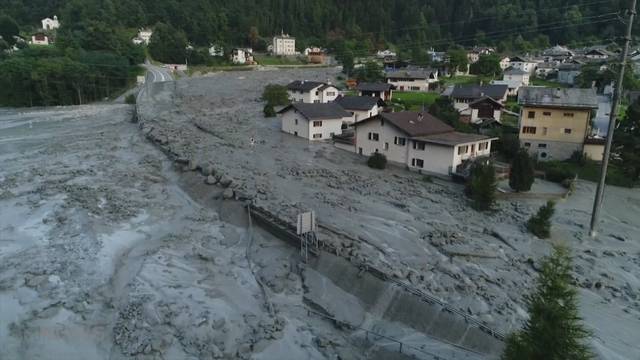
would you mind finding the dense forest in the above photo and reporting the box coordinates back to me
[0,0,634,106]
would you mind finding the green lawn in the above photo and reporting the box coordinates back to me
[254,55,306,65]
[392,91,441,111]
[530,77,567,88]
[540,160,636,188]
[440,74,498,87]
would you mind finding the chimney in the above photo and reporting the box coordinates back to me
[417,112,424,122]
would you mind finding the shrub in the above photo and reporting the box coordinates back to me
[509,148,535,192]
[263,104,276,117]
[466,162,497,211]
[367,152,387,169]
[569,150,587,166]
[527,201,555,239]
[125,94,136,105]
[262,84,289,106]
[545,167,576,184]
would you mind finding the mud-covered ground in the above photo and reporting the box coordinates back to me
[136,68,640,359]
[3,104,462,359]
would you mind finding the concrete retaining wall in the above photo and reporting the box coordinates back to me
[308,252,505,356]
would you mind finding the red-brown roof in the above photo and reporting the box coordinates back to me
[353,111,454,137]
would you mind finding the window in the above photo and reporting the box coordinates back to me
[522,126,537,134]
[358,147,363,155]
[471,144,476,153]
[330,132,335,138]
[458,145,469,155]
[410,86,421,91]
[538,143,547,148]
[312,133,322,139]
[413,141,425,150]
[543,111,551,116]
[327,92,336,96]
[524,142,531,147]
[478,142,488,151]
[528,111,535,118]
[411,158,424,168]
[394,137,406,146]
[294,119,298,125]
[313,121,322,127]
[542,127,548,135]
[564,128,572,134]
[384,142,389,150]
[564,112,574,117]
[368,132,379,141]
[313,100,320,103]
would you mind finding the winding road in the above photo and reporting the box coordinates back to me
[143,60,173,83]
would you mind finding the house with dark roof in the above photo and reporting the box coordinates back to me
[517,87,599,160]
[490,67,531,96]
[356,83,396,101]
[278,102,351,141]
[447,84,509,123]
[384,68,439,91]
[286,80,339,104]
[351,112,495,175]
[333,96,386,123]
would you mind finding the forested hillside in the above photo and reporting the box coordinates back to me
[1,0,630,49]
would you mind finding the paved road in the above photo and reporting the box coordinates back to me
[144,60,173,83]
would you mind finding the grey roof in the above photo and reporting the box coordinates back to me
[353,111,454,137]
[413,132,494,147]
[334,96,385,111]
[356,82,395,92]
[504,67,529,75]
[558,63,581,71]
[385,68,437,80]
[450,85,508,100]
[543,45,574,57]
[286,80,329,92]
[518,87,598,109]
[278,102,351,120]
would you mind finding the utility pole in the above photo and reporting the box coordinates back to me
[589,0,637,237]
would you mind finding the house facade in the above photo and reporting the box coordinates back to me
[272,33,296,56]
[448,84,509,112]
[231,48,254,64]
[279,103,351,141]
[41,16,60,30]
[286,81,339,103]
[557,63,582,85]
[509,56,537,74]
[499,57,511,70]
[351,112,494,175]
[356,83,395,101]
[334,96,385,124]
[518,87,598,161]
[491,67,530,96]
[458,97,504,124]
[31,33,49,45]
[385,68,438,91]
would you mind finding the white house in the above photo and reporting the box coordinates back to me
[231,48,254,64]
[351,112,495,175]
[278,103,352,141]
[209,44,224,57]
[509,56,537,75]
[584,48,611,60]
[376,49,397,59]
[41,16,60,30]
[286,81,339,103]
[304,47,322,56]
[31,33,49,45]
[385,68,438,92]
[499,57,511,70]
[334,96,386,124]
[535,62,557,78]
[448,84,509,112]
[491,67,530,96]
[272,32,296,56]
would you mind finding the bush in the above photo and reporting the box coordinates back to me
[527,201,555,239]
[125,94,136,105]
[262,84,290,107]
[569,150,587,166]
[545,166,576,184]
[263,104,276,117]
[367,152,387,169]
[466,162,497,211]
[509,148,535,192]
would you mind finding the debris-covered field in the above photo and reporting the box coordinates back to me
[0,103,485,360]
[136,68,640,359]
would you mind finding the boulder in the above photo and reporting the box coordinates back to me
[222,188,234,200]
[188,159,199,171]
[219,176,232,188]
[205,175,218,185]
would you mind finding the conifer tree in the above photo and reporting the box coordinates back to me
[503,245,592,360]
[527,201,555,239]
[509,148,535,192]
[467,162,496,211]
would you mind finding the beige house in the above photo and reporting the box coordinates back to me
[518,87,599,161]
[351,112,494,175]
[334,96,386,124]
[385,68,438,92]
[286,81,339,103]
[272,33,296,56]
[278,103,351,141]
[31,33,49,45]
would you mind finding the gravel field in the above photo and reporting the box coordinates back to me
[136,67,640,359]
